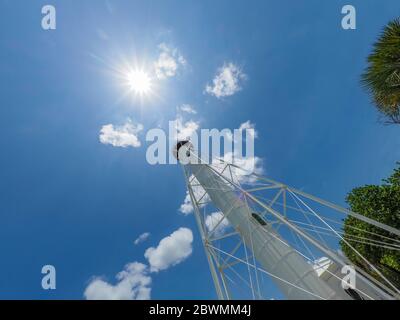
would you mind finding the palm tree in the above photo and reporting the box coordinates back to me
[362,18,400,125]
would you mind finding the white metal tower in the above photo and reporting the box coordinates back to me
[175,141,400,300]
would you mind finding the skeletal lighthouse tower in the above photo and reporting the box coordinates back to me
[175,141,400,300]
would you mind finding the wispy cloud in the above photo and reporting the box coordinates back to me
[99,119,144,148]
[134,232,151,245]
[154,43,186,79]
[144,228,193,272]
[84,262,151,300]
[178,104,197,115]
[205,62,246,99]
[96,28,109,40]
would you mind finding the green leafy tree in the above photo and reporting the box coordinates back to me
[361,18,400,124]
[341,163,400,289]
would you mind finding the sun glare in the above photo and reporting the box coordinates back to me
[127,70,152,95]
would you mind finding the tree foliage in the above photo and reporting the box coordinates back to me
[361,18,400,124]
[341,163,400,289]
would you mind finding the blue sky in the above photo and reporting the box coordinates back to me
[0,0,399,300]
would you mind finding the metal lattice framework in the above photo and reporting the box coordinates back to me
[181,153,400,300]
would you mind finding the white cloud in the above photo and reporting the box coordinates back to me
[205,63,246,98]
[178,104,197,115]
[179,192,194,215]
[174,116,200,141]
[178,120,263,213]
[172,105,200,142]
[205,212,230,237]
[154,43,186,79]
[84,262,151,300]
[99,120,144,148]
[219,152,264,184]
[134,232,150,245]
[239,120,258,139]
[145,228,193,272]
[219,120,263,184]
[179,175,210,215]
[179,155,263,212]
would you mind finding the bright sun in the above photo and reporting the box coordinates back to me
[127,70,152,95]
